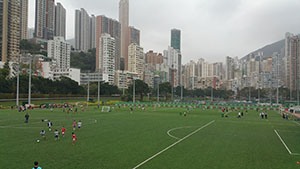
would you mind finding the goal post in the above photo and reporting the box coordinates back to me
[101,106,111,112]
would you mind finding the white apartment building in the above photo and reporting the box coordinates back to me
[128,43,144,79]
[99,33,116,85]
[47,36,71,71]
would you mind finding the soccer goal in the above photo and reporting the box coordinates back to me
[101,106,111,112]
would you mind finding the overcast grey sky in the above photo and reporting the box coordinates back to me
[28,0,300,64]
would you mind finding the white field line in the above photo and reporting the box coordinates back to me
[274,129,299,155]
[132,120,215,169]
[167,126,196,140]
[293,121,300,126]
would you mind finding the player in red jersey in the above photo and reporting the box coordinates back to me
[61,126,66,137]
[72,120,76,131]
[72,132,77,145]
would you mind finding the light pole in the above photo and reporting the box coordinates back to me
[87,71,90,108]
[276,53,279,105]
[181,71,183,100]
[97,70,101,109]
[28,55,32,105]
[133,77,136,103]
[155,75,160,103]
[16,58,20,108]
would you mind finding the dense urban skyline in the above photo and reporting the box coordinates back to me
[27,0,300,63]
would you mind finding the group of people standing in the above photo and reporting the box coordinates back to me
[259,112,268,119]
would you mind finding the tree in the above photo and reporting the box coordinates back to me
[20,40,42,54]
[128,79,150,101]
[159,82,171,100]
[0,61,10,79]
[70,49,96,71]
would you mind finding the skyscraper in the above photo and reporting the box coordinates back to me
[35,0,55,40]
[90,15,96,49]
[47,36,71,70]
[0,0,21,62]
[226,56,234,80]
[129,26,140,45]
[119,0,129,68]
[128,43,144,79]
[54,2,66,39]
[75,8,95,52]
[171,29,181,51]
[287,36,300,91]
[20,0,28,40]
[95,15,121,71]
[99,33,116,85]
[123,26,140,70]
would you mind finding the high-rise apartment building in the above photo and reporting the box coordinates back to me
[171,29,181,51]
[119,0,129,63]
[145,50,163,66]
[35,0,55,40]
[20,0,28,40]
[95,15,121,71]
[129,26,140,45]
[75,8,95,52]
[54,2,66,39]
[226,56,234,80]
[0,0,21,62]
[90,15,96,49]
[47,36,71,71]
[128,43,144,79]
[287,36,300,91]
[98,33,116,85]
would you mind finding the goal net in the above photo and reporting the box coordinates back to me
[101,106,111,112]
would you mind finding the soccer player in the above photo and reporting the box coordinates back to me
[72,132,77,145]
[48,121,53,131]
[25,113,29,123]
[264,112,268,119]
[40,130,46,141]
[32,161,42,169]
[77,120,82,130]
[73,120,76,131]
[54,129,59,140]
[130,106,133,113]
[61,126,66,137]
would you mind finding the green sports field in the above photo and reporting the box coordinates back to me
[1,106,300,169]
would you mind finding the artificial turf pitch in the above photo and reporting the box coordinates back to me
[1,106,300,169]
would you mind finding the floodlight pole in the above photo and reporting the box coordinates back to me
[28,55,32,105]
[87,71,90,108]
[155,75,160,102]
[16,56,20,107]
[97,70,100,109]
[133,78,136,103]
[276,53,279,105]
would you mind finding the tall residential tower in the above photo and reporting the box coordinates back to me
[0,0,21,62]
[54,2,66,39]
[119,0,129,69]
[35,0,55,40]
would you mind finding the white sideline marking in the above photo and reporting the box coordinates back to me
[274,129,299,155]
[293,121,300,126]
[167,126,196,140]
[132,120,215,169]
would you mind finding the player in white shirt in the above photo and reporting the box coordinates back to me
[78,120,82,130]
[54,129,59,140]
[48,121,52,131]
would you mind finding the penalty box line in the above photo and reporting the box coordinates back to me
[274,129,300,156]
[132,120,215,169]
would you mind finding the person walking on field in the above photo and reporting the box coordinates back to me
[25,113,29,123]
[32,161,42,169]
[264,112,268,119]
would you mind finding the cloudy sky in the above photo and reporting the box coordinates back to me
[28,0,300,64]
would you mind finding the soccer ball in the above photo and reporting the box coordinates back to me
[37,140,40,143]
